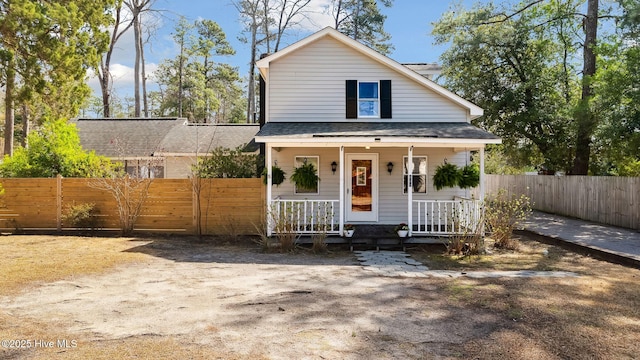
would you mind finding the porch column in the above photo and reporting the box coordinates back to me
[407,145,413,236]
[339,145,344,233]
[479,147,485,202]
[266,144,273,236]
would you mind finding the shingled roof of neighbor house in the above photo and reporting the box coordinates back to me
[74,118,260,158]
[156,123,260,155]
[255,122,500,141]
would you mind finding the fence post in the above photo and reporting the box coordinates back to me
[56,174,62,232]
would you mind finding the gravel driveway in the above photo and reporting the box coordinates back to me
[1,240,505,359]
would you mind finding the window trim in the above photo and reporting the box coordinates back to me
[403,156,428,194]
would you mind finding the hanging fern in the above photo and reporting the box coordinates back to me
[459,164,480,189]
[290,162,319,190]
[433,163,461,190]
[262,165,286,186]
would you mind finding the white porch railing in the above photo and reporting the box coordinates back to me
[270,199,340,235]
[412,199,482,235]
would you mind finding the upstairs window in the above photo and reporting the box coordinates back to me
[358,82,379,117]
[346,80,392,119]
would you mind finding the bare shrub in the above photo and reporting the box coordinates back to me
[484,189,532,250]
[310,207,333,254]
[446,205,484,256]
[89,175,152,236]
[268,203,299,253]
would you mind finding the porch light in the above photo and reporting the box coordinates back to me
[387,162,394,174]
[331,161,338,174]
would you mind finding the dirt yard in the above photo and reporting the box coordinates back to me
[1,234,639,359]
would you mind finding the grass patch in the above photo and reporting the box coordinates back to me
[411,236,566,271]
[0,235,148,296]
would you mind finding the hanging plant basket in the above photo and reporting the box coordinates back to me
[290,162,319,190]
[433,163,461,190]
[458,164,480,189]
[262,165,286,186]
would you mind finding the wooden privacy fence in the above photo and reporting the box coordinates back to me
[486,175,640,231]
[0,177,265,235]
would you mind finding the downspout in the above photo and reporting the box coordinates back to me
[408,146,413,236]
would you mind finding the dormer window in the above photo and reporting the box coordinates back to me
[346,80,392,119]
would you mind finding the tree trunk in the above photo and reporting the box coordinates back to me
[178,34,185,118]
[571,0,599,175]
[133,12,142,117]
[140,27,149,117]
[246,23,257,123]
[100,66,111,117]
[4,63,15,156]
[21,103,29,148]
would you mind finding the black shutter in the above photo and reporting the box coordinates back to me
[346,80,357,119]
[381,80,392,118]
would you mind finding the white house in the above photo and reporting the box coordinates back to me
[254,27,501,238]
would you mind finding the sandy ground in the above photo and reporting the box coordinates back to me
[1,240,508,359]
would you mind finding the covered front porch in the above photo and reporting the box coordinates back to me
[257,122,500,240]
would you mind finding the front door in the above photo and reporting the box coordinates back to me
[345,154,378,222]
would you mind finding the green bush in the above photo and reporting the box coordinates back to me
[193,146,261,178]
[62,203,101,230]
[0,119,114,178]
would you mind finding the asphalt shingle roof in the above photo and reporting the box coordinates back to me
[74,118,259,157]
[255,122,500,140]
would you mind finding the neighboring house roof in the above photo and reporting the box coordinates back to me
[156,123,260,156]
[74,118,259,158]
[403,63,442,80]
[255,122,501,146]
[256,27,483,119]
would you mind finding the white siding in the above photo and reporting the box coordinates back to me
[269,146,471,224]
[268,37,468,123]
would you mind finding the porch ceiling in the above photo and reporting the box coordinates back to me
[255,122,501,148]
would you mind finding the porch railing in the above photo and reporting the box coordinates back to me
[412,199,482,235]
[270,199,340,235]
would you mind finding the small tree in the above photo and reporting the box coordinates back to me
[0,119,113,178]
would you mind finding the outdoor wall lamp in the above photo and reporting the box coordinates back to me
[387,162,394,174]
[331,161,338,174]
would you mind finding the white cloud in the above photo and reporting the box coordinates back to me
[86,62,159,99]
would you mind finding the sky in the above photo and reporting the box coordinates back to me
[90,0,475,103]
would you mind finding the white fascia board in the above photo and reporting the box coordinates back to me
[256,137,502,147]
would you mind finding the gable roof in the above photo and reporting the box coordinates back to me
[256,27,483,119]
[74,118,259,158]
